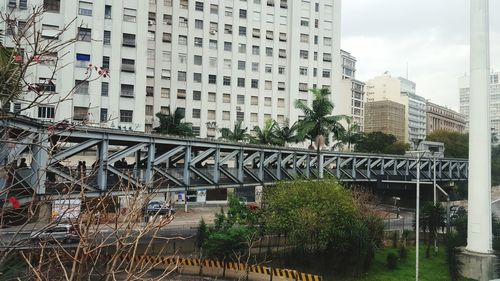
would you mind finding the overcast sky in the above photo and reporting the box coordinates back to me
[341,0,500,111]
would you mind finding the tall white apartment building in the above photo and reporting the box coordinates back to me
[1,0,342,137]
[459,72,500,142]
[338,49,365,131]
[366,74,427,144]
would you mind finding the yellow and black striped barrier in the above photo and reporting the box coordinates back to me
[117,254,322,281]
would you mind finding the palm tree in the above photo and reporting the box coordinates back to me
[252,119,278,145]
[338,117,363,152]
[422,203,446,258]
[153,108,194,137]
[219,121,250,142]
[294,88,346,149]
[273,120,303,147]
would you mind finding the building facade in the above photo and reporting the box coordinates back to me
[338,50,365,131]
[365,73,427,144]
[1,0,342,138]
[426,101,466,134]
[459,72,500,142]
[364,100,406,142]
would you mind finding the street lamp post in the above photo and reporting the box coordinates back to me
[408,150,425,281]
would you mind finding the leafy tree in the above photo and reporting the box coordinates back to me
[426,130,469,158]
[337,117,363,151]
[421,203,446,258]
[153,108,194,137]
[355,132,400,154]
[252,119,278,145]
[294,88,346,147]
[273,120,303,146]
[0,47,22,105]
[385,141,411,155]
[219,121,250,142]
[196,219,208,250]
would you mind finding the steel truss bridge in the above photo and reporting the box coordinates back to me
[0,116,468,197]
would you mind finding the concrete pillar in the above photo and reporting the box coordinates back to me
[31,132,49,195]
[97,139,108,191]
[467,0,492,254]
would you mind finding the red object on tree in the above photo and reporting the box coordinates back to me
[14,55,22,62]
[8,197,20,209]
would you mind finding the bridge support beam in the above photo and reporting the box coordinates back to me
[97,139,108,192]
[31,132,49,195]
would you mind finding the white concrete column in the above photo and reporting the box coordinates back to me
[466,0,492,254]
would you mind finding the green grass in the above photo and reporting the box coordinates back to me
[328,245,474,281]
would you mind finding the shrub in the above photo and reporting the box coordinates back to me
[444,233,463,281]
[392,231,398,248]
[398,245,408,260]
[386,252,398,270]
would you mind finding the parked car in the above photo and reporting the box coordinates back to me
[145,201,175,217]
[30,224,79,244]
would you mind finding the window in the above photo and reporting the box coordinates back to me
[300,66,308,75]
[265,64,272,73]
[278,98,285,107]
[251,79,258,88]
[78,27,91,42]
[73,107,89,121]
[121,59,135,72]
[120,110,133,123]
[299,83,308,92]
[252,28,260,38]
[252,45,260,55]
[322,69,331,78]
[179,35,187,45]
[38,106,55,119]
[179,53,187,64]
[146,86,154,96]
[43,0,61,12]
[314,35,318,44]
[102,56,110,69]
[209,57,217,67]
[164,14,172,25]
[324,37,332,46]
[238,43,246,53]
[224,24,232,34]
[314,52,318,61]
[300,18,309,27]
[76,53,90,67]
[105,5,112,18]
[194,37,203,47]
[265,81,272,90]
[180,0,188,8]
[238,61,246,70]
[237,78,245,87]
[101,82,109,96]
[159,33,171,43]
[209,39,217,49]
[160,106,169,115]
[193,90,201,100]
[210,4,219,14]
[100,108,107,122]
[103,31,111,45]
[266,47,273,57]
[192,109,201,118]
[264,97,272,106]
[236,112,244,121]
[300,50,308,59]
[239,26,247,36]
[323,53,332,62]
[123,33,136,47]
[252,62,259,72]
[223,93,231,103]
[208,74,217,84]
[146,105,154,116]
[195,1,204,11]
[121,84,134,97]
[179,17,188,27]
[148,31,155,40]
[278,82,285,90]
[313,68,317,77]
[278,66,285,74]
[178,71,187,81]
[251,96,258,106]
[123,8,137,22]
[195,19,203,29]
[162,69,171,79]
[224,41,232,51]
[208,92,216,102]
[222,111,230,120]
[237,95,245,105]
[223,59,232,69]
[78,1,92,16]
[161,88,170,98]
[223,76,231,86]
[279,49,286,58]
[266,30,273,40]
[251,113,258,122]
[253,11,261,22]
[193,73,202,83]
[239,9,247,19]
[194,55,202,65]
[177,89,187,99]
[147,49,155,60]
[207,110,216,120]
[279,32,287,42]
[225,7,233,17]
[300,33,309,43]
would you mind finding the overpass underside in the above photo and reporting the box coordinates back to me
[0,117,468,199]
